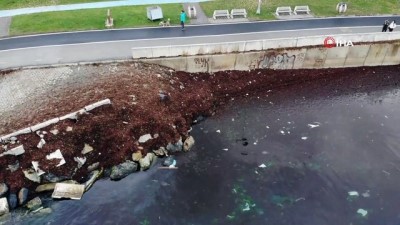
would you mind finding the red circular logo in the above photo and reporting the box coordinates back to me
[324,37,336,48]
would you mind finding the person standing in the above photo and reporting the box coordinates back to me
[382,20,389,32]
[180,10,187,31]
[388,20,397,32]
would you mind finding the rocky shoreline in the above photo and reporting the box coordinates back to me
[0,62,399,217]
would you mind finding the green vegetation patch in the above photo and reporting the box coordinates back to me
[200,0,400,20]
[10,4,185,36]
[0,0,119,10]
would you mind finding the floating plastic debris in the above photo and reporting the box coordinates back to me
[216,130,221,133]
[362,191,370,198]
[301,137,308,140]
[348,191,359,197]
[259,164,267,168]
[357,208,368,217]
[308,122,321,129]
[222,148,229,151]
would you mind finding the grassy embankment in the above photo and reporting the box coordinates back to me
[200,0,400,20]
[10,4,185,36]
[0,0,119,9]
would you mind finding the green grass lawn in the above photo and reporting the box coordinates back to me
[10,4,185,36]
[201,0,400,20]
[0,0,120,10]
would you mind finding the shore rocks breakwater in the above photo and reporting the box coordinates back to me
[0,62,399,215]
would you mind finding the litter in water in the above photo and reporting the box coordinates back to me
[357,208,368,217]
[301,137,308,140]
[307,122,321,128]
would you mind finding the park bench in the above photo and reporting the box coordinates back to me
[294,5,311,15]
[275,6,292,16]
[231,9,247,18]
[213,10,230,19]
[105,9,114,29]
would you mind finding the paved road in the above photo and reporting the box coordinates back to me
[1,16,400,51]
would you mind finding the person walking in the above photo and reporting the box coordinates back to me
[388,20,396,32]
[180,10,187,31]
[382,20,389,32]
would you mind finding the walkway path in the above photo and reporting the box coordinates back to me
[0,17,11,37]
[0,0,209,17]
[1,16,399,50]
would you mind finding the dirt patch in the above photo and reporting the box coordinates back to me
[0,62,399,196]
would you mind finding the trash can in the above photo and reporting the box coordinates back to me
[336,2,347,13]
[147,6,163,21]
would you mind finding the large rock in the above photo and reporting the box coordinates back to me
[139,153,156,171]
[0,145,25,157]
[153,147,168,156]
[18,188,29,205]
[166,137,183,152]
[110,161,138,180]
[0,198,9,216]
[0,183,8,198]
[131,151,142,162]
[43,173,69,183]
[26,197,42,210]
[183,136,195,152]
[7,194,17,209]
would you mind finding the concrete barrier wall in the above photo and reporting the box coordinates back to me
[133,32,400,73]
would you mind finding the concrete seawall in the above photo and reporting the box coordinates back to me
[133,32,400,72]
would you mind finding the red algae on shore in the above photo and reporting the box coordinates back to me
[0,62,399,196]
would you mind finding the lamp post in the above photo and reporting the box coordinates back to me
[256,0,262,14]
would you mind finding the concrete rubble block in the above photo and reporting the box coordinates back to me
[84,169,103,191]
[139,153,156,171]
[50,129,59,135]
[0,183,8,198]
[52,183,85,200]
[183,136,195,152]
[0,198,9,216]
[26,197,42,210]
[74,156,86,168]
[0,128,32,141]
[59,111,79,121]
[364,43,390,66]
[84,99,111,112]
[81,144,94,154]
[31,161,45,176]
[0,145,25,157]
[46,149,66,167]
[37,139,46,149]
[87,162,100,172]
[138,134,152,143]
[30,118,60,132]
[18,188,29,205]
[23,169,41,183]
[35,183,56,193]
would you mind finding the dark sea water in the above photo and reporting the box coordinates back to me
[4,71,400,225]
